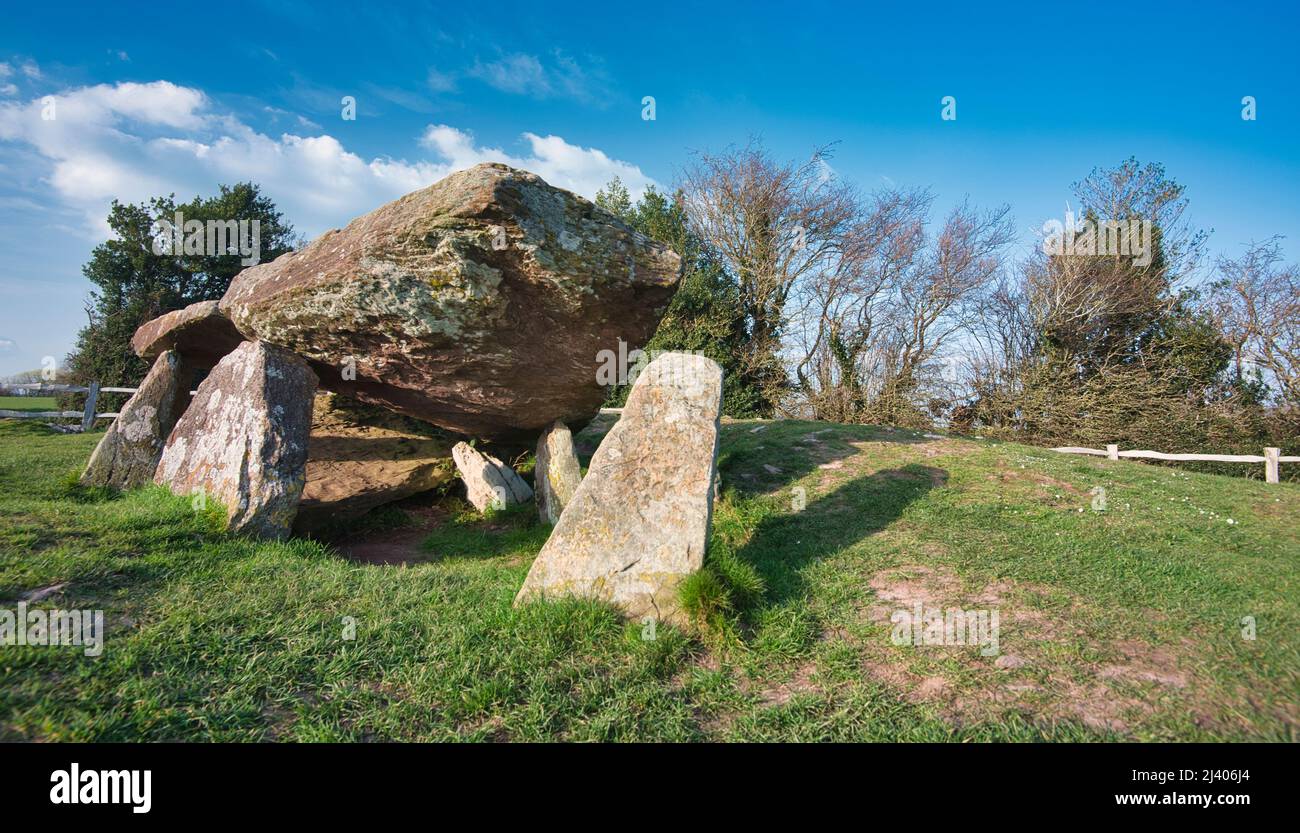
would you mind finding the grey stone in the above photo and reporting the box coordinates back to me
[515,352,723,624]
[155,341,317,538]
[81,350,192,489]
[535,420,582,524]
[452,441,533,512]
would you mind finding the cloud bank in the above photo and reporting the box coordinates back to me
[0,80,656,241]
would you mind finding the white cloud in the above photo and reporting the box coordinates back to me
[420,125,655,201]
[466,51,612,104]
[426,66,457,93]
[0,80,656,242]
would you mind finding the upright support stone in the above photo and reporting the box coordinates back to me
[452,442,533,512]
[515,352,723,624]
[81,351,191,489]
[1264,447,1280,484]
[155,341,317,539]
[1106,444,1119,461]
[535,420,582,524]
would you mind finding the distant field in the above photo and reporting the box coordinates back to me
[0,396,59,413]
[1,417,1297,741]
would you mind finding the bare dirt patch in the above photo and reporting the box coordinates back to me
[753,662,820,707]
[991,460,1085,497]
[328,502,452,565]
[853,563,1200,734]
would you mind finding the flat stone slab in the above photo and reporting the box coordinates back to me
[131,300,245,369]
[155,340,317,538]
[294,394,456,534]
[515,352,723,623]
[81,349,192,489]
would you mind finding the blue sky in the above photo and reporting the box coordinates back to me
[1,0,1297,376]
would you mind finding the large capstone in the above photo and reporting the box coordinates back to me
[514,352,723,623]
[219,162,681,440]
[535,420,582,524]
[81,349,193,490]
[155,340,317,538]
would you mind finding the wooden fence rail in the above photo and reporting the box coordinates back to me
[3,387,1296,484]
[1052,444,1298,484]
[1,380,133,431]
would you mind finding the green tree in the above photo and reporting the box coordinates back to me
[596,179,761,416]
[65,184,297,392]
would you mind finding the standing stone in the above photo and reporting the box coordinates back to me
[452,442,533,512]
[535,420,582,524]
[155,341,317,539]
[515,352,723,623]
[81,350,192,489]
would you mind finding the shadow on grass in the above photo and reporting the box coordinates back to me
[418,504,549,563]
[733,464,947,609]
[717,420,935,499]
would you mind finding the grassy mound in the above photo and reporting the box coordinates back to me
[1,417,1296,741]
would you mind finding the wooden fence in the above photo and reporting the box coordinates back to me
[0,382,138,431]
[3,387,1295,484]
[7,381,591,431]
[1052,443,1298,484]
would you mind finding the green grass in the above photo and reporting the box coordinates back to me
[1,416,1297,741]
[0,396,59,413]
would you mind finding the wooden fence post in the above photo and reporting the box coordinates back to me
[1264,447,1280,484]
[80,381,100,432]
[1106,444,1119,461]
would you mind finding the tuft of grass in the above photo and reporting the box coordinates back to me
[678,567,733,631]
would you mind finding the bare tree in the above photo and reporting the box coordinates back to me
[1212,238,1300,407]
[788,188,930,420]
[679,141,861,412]
[1030,159,1205,366]
[874,200,1014,422]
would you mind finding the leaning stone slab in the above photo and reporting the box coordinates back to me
[515,352,723,624]
[81,349,192,489]
[535,420,582,524]
[452,441,533,512]
[155,340,317,539]
[131,300,245,368]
